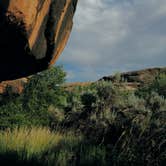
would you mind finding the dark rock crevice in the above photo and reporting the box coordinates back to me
[0,7,38,81]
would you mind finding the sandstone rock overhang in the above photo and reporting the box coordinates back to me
[0,0,78,81]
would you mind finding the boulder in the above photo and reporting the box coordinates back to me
[0,0,78,81]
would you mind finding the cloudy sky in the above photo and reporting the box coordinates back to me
[57,0,166,82]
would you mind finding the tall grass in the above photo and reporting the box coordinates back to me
[0,127,62,162]
[0,127,107,166]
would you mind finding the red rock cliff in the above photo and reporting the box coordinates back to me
[0,0,78,81]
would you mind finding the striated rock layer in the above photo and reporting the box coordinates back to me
[0,0,78,81]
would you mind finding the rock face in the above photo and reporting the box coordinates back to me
[0,0,78,81]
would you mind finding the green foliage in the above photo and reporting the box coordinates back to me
[0,66,66,129]
[60,78,166,165]
[23,66,66,109]
[151,74,166,97]
[137,73,166,98]
[0,68,165,165]
[114,72,121,83]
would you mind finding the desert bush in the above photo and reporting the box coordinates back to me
[150,74,166,97]
[136,73,166,98]
[79,145,106,166]
[48,105,65,129]
[62,79,166,165]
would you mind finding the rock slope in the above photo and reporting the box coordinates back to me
[0,0,78,81]
[100,67,166,84]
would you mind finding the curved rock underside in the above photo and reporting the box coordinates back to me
[0,0,78,81]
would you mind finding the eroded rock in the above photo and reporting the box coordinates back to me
[0,0,78,81]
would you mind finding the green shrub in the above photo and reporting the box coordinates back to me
[136,73,166,98]
[79,145,106,166]
[151,74,166,97]
[0,66,66,129]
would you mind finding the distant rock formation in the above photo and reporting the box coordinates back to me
[0,0,78,81]
[1,67,165,94]
[100,67,166,84]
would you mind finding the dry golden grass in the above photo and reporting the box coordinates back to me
[0,127,63,159]
[63,82,93,91]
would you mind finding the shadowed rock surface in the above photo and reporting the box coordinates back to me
[0,0,78,81]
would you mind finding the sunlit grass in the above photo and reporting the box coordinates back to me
[0,127,107,166]
[0,127,62,160]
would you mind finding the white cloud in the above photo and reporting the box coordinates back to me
[58,0,166,81]
[66,70,75,80]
